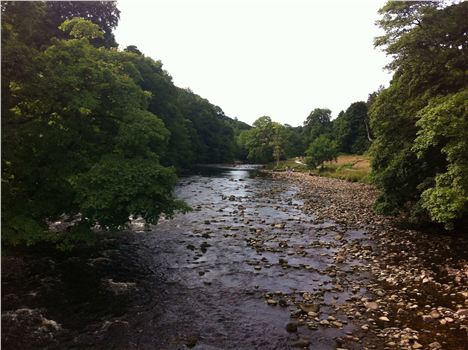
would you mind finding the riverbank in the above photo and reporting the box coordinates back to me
[266,155,371,183]
[2,168,467,349]
[272,171,468,349]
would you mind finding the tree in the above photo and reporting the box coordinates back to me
[283,125,306,158]
[333,102,371,154]
[412,91,468,229]
[271,123,289,167]
[303,108,332,145]
[0,1,120,49]
[2,19,187,248]
[240,116,275,163]
[238,116,290,165]
[305,135,338,169]
[370,1,468,228]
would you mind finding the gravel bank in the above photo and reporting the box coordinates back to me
[272,171,468,349]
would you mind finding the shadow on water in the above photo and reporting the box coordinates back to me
[0,164,403,349]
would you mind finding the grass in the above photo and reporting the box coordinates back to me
[267,154,371,183]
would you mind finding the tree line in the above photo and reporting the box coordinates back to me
[236,1,468,231]
[1,0,466,249]
[1,1,248,248]
[237,101,373,168]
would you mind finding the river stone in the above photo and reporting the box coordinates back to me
[364,301,379,310]
[456,308,468,317]
[422,314,433,322]
[292,337,310,348]
[299,303,319,314]
[286,322,298,332]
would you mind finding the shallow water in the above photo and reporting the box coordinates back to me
[124,165,372,349]
[2,165,380,350]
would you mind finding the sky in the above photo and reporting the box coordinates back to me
[115,0,392,126]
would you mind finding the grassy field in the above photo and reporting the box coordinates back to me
[266,154,371,183]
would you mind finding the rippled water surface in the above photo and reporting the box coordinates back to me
[127,165,371,349]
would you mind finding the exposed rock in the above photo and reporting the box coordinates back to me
[286,322,298,332]
[292,337,311,348]
[299,303,319,314]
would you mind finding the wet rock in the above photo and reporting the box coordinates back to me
[428,342,442,349]
[103,279,136,295]
[378,316,390,322]
[299,303,319,314]
[2,308,61,348]
[292,337,311,348]
[290,309,302,318]
[186,336,198,348]
[422,314,433,322]
[286,322,298,332]
[266,299,278,306]
[455,308,468,317]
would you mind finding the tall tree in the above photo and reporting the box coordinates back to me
[333,102,371,154]
[370,1,468,228]
[2,19,187,248]
[303,108,332,145]
[239,116,290,164]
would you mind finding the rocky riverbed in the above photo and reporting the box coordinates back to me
[2,166,467,349]
[271,172,468,350]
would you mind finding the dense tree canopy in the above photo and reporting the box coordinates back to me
[238,116,293,165]
[333,102,371,154]
[370,0,468,228]
[2,18,189,248]
[303,108,332,145]
[305,135,338,169]
[1,3,245,247]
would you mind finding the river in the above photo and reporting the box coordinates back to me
[3,165,466,349]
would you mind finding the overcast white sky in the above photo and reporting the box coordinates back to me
[115,0,392,126]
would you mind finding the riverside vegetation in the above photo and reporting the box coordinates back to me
[1,1,467,349]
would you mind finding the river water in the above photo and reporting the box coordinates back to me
[120,165,372,349]
[2,165,378,349]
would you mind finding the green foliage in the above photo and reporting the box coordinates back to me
[1,1,120,48]
[305,135,338,169]
[59,17,104,40]
[1,17,188,248]
[303,108,332,145]
[238,116,290,165]
[2,2,246,247]
[370,1,468,228]
[283,125,306,158]
[412,91,468,229]
[333,102,371,154]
